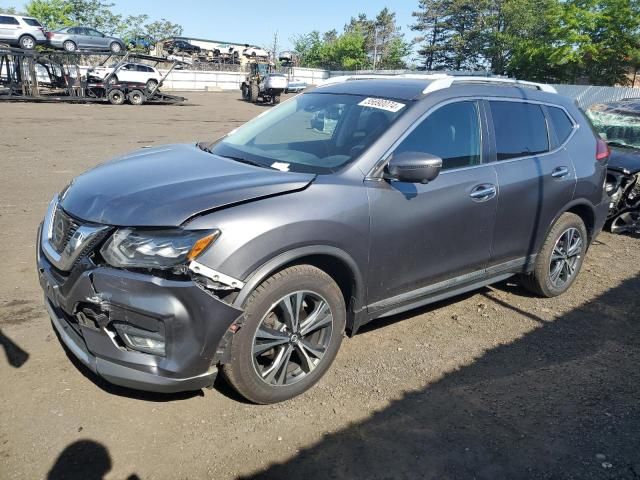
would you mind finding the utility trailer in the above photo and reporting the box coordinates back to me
[0,47,186,105]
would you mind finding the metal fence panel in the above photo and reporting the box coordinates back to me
[552,85,640,109]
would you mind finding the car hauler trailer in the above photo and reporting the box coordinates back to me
[0,47,186,105]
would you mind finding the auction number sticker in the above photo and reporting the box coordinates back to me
[358,97,406,113]
[271,162,290,172]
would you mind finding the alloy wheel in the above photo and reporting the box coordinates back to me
[252,291,334,386]
[548,227,583,288]
[611,212,640,235]
[21,37,35,49]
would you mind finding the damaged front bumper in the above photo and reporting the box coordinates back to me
[37,226,243,393]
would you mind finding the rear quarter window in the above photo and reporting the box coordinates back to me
[22,18,42,27]
[490,101,549,160]
[547,106,575,146]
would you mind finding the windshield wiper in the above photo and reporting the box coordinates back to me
[217,154,274,170]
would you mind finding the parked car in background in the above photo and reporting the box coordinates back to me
[587,99,640,234]
[47,27,125,53]
[37,76,610,404]
[285,78,307,93]
[88,62,162,90]
[0,14,46,49]
[163,39,201,55]
[243,46,269,58]
[127,35,155,52]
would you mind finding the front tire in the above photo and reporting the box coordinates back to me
[110,42,122,53]
[250,84,259,103]
[520,212,588,297]
[223,265,346,404]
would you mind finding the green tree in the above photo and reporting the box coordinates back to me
[507,0,640,85]
[143,18,183,41]
[346,8,410,69]
[411,0,451,70]
[25,0,73,29]
[412,0,486,70]
[379,36,413,69]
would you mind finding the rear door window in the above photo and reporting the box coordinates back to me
[0,16,20,25]
[547,106,575,146]
[490,101,549,160]
[394,101,482,171]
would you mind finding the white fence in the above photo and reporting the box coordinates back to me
[160,67,331,91]
[161,69,244,91]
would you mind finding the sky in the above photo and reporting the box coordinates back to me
[0,0,417,51]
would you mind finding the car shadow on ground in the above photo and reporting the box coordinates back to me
[47,439,140,480]
[242,274,640,480]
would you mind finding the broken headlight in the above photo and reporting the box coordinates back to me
[101,228,219,269]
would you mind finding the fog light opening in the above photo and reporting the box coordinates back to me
[113,323,166,356]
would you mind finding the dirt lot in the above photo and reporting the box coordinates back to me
[1,92,639,480]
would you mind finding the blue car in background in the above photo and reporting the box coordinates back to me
[127,35,155,51]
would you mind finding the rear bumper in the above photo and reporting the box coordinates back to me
[37,226,243,393]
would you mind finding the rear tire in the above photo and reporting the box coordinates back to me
[63,40,77,52]
[127,89,145,105]
[19,35,36,50]
[223,265,346,404]
[107,88,125,105]
[110,42,122,53]
[520,212,588,297]
[272,95,281,105]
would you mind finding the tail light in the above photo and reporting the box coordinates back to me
[46,32,54,39]
[596,137,610,161]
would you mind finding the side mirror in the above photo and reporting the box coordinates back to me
[386,151,443,184]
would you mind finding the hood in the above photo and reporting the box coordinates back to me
[59,144,315,226]
[608,146,640,175]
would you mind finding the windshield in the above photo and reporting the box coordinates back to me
[586,103,640,149]
[210,92,409,173]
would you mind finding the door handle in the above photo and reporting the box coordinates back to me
[552,166,570,178]
[470,184,497,201]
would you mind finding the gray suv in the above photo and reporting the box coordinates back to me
[37,76,610,403]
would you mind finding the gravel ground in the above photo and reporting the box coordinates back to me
[1,92,639,480]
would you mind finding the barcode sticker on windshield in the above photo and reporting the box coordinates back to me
[358,97,405,113]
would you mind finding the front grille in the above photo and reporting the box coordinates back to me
[51,207,80,253]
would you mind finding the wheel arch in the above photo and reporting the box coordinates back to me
[232,246,366,335]
[556,200,597,243]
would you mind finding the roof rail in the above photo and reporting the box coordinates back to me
[422,76,557,94]
[316,73,557,94]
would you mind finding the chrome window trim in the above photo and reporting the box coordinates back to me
[366,96,579,179]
